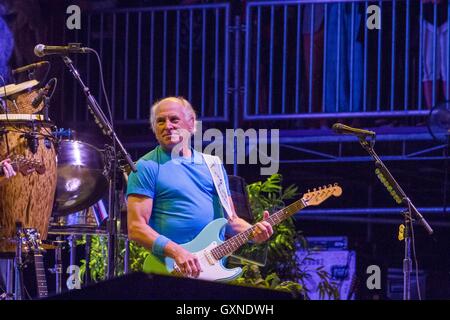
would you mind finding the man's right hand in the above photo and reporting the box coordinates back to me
[170,244,203,278]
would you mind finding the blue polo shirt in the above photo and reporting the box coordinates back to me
[126,146,230,244]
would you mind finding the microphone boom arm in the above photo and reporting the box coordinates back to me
[358,137,433,235]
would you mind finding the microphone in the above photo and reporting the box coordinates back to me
[12,61,49,75]
[31,80,54,108]
[332,123,376,138]
[34,43,89,57]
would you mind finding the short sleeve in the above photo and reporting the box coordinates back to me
[126,159,157,199]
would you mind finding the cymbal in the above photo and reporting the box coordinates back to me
[0,80,39,98]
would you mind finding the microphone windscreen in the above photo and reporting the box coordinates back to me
[34,44,45,57]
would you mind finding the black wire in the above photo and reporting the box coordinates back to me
[38,77,58,139]
[86,48,114,126]
[40,61,51,85]
[85,47,118,183]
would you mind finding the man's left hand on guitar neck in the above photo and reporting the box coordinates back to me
[227,210,274,244]
[252,211,273,243]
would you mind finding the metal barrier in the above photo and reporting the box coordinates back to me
[58,1,450,124]
[243,0,450,120]
[61,3,230,124]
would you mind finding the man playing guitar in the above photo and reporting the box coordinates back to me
[126,97,274,280]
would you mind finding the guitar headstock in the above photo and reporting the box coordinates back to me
[12,155,46,175]
[302,183,343,207]
[22,228,44,254]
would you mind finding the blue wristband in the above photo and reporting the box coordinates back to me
[152,235,170,257]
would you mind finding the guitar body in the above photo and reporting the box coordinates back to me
[143,218,242,282]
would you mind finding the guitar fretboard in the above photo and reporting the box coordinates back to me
[34,254,48,298]
[211,198,306,260]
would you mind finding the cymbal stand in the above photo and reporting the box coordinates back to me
[52,236,65,294]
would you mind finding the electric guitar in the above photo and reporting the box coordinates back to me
[22,229,48,299]
[0,155,45,177]
[143,183,343,282]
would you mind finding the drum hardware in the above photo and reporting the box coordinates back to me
[44,137,52,149]
[22,130,39,154]
[67,235,78,275]
[48,236,65,294]
[14,222,25,300]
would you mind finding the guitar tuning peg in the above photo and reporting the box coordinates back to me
[313,188,316,192]
[318,186,322,190]
[307,189,311,193]
[328,184,332,188]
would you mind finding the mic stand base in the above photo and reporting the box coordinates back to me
[402,211,412,300]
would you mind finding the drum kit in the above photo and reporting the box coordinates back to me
[0,70,125,299]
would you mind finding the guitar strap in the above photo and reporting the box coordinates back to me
[202,153,236,220]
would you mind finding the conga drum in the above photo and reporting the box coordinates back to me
[0,114,57,252]
[0,80,45,114]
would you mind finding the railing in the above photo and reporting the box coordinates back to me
[60,3,230,124]
[57,0,450,126]
[243,0,450,120]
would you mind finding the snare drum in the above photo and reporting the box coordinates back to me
[0,116,57,252]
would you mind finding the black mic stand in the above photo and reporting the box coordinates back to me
[61,55,136,279]
[358,136,433,300]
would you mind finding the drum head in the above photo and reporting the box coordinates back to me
[53,140,108,216]
[0,80,39,98]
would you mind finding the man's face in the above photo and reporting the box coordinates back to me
[154,100,194,152]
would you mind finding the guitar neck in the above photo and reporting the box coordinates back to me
[211,198,306,260]
[34,253,48,298]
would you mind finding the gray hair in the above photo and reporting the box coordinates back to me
[150,96,197,134]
